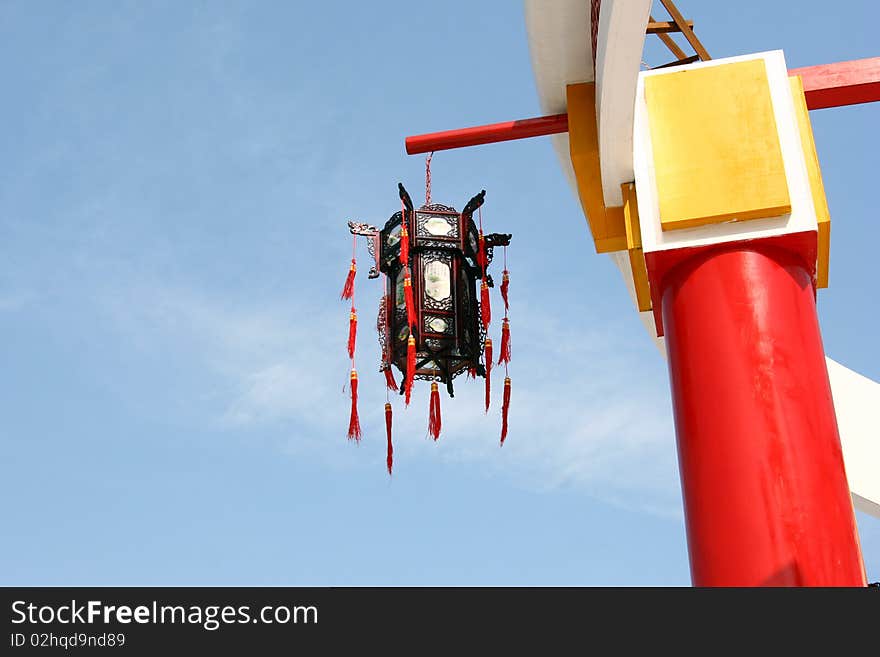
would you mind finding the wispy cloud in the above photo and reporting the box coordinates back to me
[99,280,681,515]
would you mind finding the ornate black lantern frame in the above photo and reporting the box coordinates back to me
[348,183,511,397]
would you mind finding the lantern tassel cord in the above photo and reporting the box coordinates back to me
[400,201,410,268]
[477,206,487,270]
[498,317,511,364]
[405,336,416,406]
[500,269,510,312]
[342,235,359,442]
[384,365,397,392]
[404,273,416,330]
[347,309,358,360]
[480,282,491,329]
[428,382,441,441]
[501,376,511,445]
[385,402,393,475]
[478,208,491,329]
[340,259,356,301]
[484,338,493,412]
[347,369,361,441]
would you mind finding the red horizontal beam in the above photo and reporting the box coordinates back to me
[404,58,879,153]
[405,113,568,155]
[790,56,880,110]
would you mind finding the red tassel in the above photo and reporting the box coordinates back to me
[501,377,511,445]
[480,281,491,329]
[500,269,510,312]
[347,369,361,441]
[340,259,356,300]
[477,231,487,271]
[385,402,393,475]
[498,317,511,364]
[400,218,409,267]
[484,338,493,412]
[468,366,476,379]
[404,272,416,329]
[347,309,357,360]
[405,335,416,406]
[383,365,398,392]
[428,382,441,441]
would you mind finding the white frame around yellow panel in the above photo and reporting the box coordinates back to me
[633,51,820,259]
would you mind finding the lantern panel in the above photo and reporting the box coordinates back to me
[394,318,409,345]
[379,211,404,268]
[416,210,459,239]
[464,221,480,271]
[424,315,453,335]
[419,251,454,312]
[423,259,451,302]
[386,223,402,246]
[457,263,483,369]
[394,267,406,309]
[422,216,455,237]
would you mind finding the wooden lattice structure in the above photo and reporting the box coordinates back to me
[648,0,711,69]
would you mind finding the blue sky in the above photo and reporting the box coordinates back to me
[1,0,877,585]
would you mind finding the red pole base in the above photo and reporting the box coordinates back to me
[661,245,866,586]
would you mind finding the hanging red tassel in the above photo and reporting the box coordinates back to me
[347,309,357,360]
[404,272,416,329]
[477,231,487,271]
[500,377,511,445]
[400,218,409,267]
[467,366,476,379]
[347,369,361,441]
[480,281,491,329]
[383,365,398,392]
[428,382,441,440]
[500,269,510,312]
[385,402,393,475]
[484,338,493,412]
[498,317,511,364]
[405,335,416,406]
[340,259,356,300]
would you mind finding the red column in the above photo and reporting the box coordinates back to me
[661,245,866,586]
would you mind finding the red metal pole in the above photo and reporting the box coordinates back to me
[660,245,866,586]
[791,57,880,110]
[404,113,568,155]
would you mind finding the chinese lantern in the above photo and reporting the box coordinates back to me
[343,182,512,472]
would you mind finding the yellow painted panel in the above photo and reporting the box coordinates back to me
[567,82,627,253]
[621,183,651,311]
[790,75,831,288]
[817,220,830,288]
[594,234,628,253]
[646,59,792,231]
[599,207,627,253]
